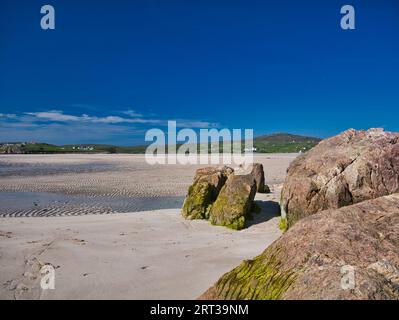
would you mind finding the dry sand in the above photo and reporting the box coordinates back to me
[0,154,297,299]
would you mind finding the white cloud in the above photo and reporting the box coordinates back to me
[25,111,81,122]
[24,110,161,124]
[123,110,143,117]
[0,109,220,144]
[176,120,220,129]
[0,121,145,145]
[0,113,17,119]
[22,110,218,128]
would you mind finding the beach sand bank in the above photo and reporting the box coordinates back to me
[0,193,281,299]
[0,154,296,299]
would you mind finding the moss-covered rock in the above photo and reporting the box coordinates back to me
[200,250,297,300]
[250,163,269,193]
[278,217,288,232]
[209,174,256,230]
[182,166,233,220]
[182,182,216,219]
[200,194,399,300]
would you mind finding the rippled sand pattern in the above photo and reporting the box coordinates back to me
[0,154,297,217]
[0,155,200,198]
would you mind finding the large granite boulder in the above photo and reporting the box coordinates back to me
[182,166,233,220]
[200,194,399,300]
[250,163,270,193]
[281,128,399,227]
[209,174,257,230]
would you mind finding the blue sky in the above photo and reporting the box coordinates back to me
[0,0,398,145]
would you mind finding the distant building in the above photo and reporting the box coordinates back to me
[71,145,94,151]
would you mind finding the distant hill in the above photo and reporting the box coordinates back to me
[253,133,321,153]
[0,133,321,154]
[0,143,147,154]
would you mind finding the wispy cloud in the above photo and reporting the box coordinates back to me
[176,119,220,129]
[0,108,220,144]
[0,121,145,145]
[24,110,162,124]
[123,109,143,117]
[0,113,17,119]
[23,110,219,127]
[25,111,81,122]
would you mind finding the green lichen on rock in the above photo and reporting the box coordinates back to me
[210,174,257,230]
[212,215,246,230]
[210,188,249,229]
[278,217,288,232]
[250,163,269,193]
[182,166,234,220]
[204,203,213,220]
[205,252,297,300]
[182,182,216,220]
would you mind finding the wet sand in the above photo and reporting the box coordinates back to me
[0,192,184,217]
[0,154,296,198]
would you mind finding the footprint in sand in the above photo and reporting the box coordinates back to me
[0,231,13,239]
[71,239,87,245]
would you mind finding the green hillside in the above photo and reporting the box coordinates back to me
[253,133,321,153]
[0,133,321,154]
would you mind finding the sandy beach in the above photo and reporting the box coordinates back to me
[0,154,296,299]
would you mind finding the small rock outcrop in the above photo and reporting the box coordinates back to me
[200,194,399,300]
[250,163,270,193]
[281,128,399,227]
[209,174,257,230]
[182,166,233,220]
